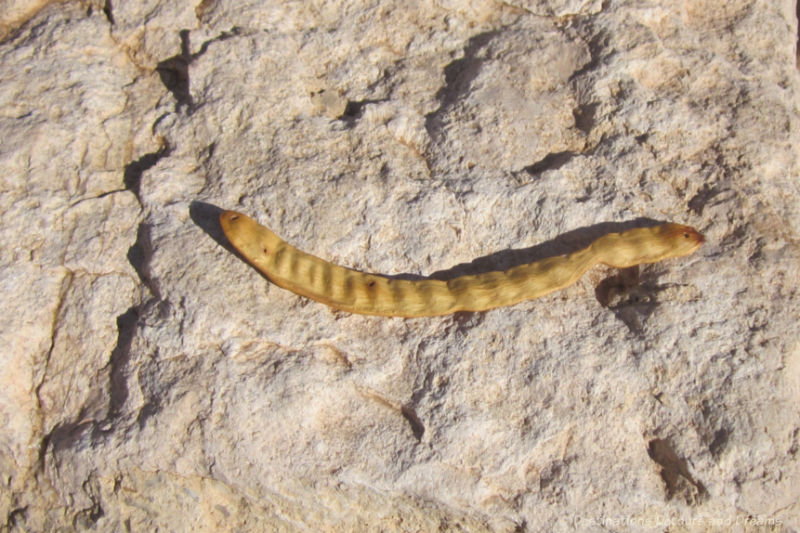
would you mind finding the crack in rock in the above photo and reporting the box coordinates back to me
[523,151,579,175]
[123,145,170,202]
[156,27,241,112]
[424,30,500,139]
[647,438,708,504]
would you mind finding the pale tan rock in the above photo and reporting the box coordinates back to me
[0,0,64,40]
[1,0,798,531]
[0,3,161,529]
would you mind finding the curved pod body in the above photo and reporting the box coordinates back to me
[219,210,704,317]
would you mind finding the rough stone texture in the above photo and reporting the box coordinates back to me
[1,1,799,531]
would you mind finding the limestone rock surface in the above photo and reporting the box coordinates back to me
[1,1,799,531]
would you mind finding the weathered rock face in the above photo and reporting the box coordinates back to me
[1,0,798,530]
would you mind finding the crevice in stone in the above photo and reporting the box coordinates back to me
[709,427,730,459]
[424,30,500,138]
[136,401,161,429]
[439,31,499,105]
[68,188,128,208]
[123,145,170,202]
[573,103,598,133]
[400,405,425,441]
[157,30,193,110]
[688,184,722,215]
[127,223,161,300]
[156,27,241,112]
[34,272,74,471]
[110,220,162,431]
[796,1,800,68]
[523,151,577,175]
[73,474,104,529]
[38,420,93,473]
[194,26,241,57]
[73,503,104,529]
[568,26,608,134]
[195,0,218,23]
[339,98,387,125]
[647,438,708,504]
[105,308,139,421]
[5,507,28,530]
[538,461,564,490]
[568,29,608,83]
[102,0,114,25]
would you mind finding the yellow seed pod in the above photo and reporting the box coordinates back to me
[220,210,704,317]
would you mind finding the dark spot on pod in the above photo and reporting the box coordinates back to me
[368,281,376,287]
[230,214,239,221]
